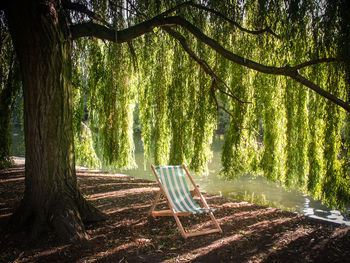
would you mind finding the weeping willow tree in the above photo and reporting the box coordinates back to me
[68,0,350,208]
[2,0,350,241]
[0,13,20,169]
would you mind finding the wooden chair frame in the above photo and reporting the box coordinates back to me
[150,165,222,238]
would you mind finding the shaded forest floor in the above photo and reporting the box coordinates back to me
[1,159,350,263]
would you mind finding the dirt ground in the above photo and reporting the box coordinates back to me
[1,160,350,263]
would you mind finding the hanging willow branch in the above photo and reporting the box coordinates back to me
[159,1,279,38]
[163,26,248,105]
[112,0,146,19]
[111,0,278,38]
[161,16,350,112]
[64,0,350,206]
[63,0,112,28]
[70,4,350,113]
[210,80,240,124]
[163,26,250,131]
[293,58,338,70]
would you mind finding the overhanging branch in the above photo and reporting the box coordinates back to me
[293,58,337,70]
[162,16,350,113]
[159,1,279,38]
[63,1,112,28]
[163,26,249,105]
[71,15,166,42]
[70,13,350,113]
[211,80,241,128]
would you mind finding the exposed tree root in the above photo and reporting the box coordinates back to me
[9,191,107,243]
[76,190,107,224]
[51,200,89,242]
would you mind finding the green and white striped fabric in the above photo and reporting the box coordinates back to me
[156,165,216,215]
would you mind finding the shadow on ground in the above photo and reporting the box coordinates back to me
[1,163,349,263]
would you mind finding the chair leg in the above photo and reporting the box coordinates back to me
[209,212,223,233]
[174,213,222,238]
[150,190,188,238]
[149,190,162,215]
[152,210,222,238]
[173,214,187,238]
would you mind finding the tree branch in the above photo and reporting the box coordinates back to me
[210,80,241,127]
[293,58,337,70]
[109,0,145,21]
[71,15,168,42]
[290,72,350,111]
[163,26,248,105]
[63,1,112,28]
[187,2,279,38]
[164,26,252,125]
[162,16,350,112]
[70,14,350,113]
[158,1,279,38]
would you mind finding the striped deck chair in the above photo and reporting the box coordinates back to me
[150,165,222,238]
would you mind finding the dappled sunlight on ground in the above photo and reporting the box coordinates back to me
[175,234,243,262]
[18,245,70,263]
[87,187,157,201]
[1,163,350,262]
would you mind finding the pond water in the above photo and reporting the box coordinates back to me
[10,125,350,226]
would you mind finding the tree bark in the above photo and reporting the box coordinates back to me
[4,0,105,242]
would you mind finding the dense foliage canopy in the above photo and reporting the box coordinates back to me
[2,0,350,210]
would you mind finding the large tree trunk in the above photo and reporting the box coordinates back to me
[5,0,105,241]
